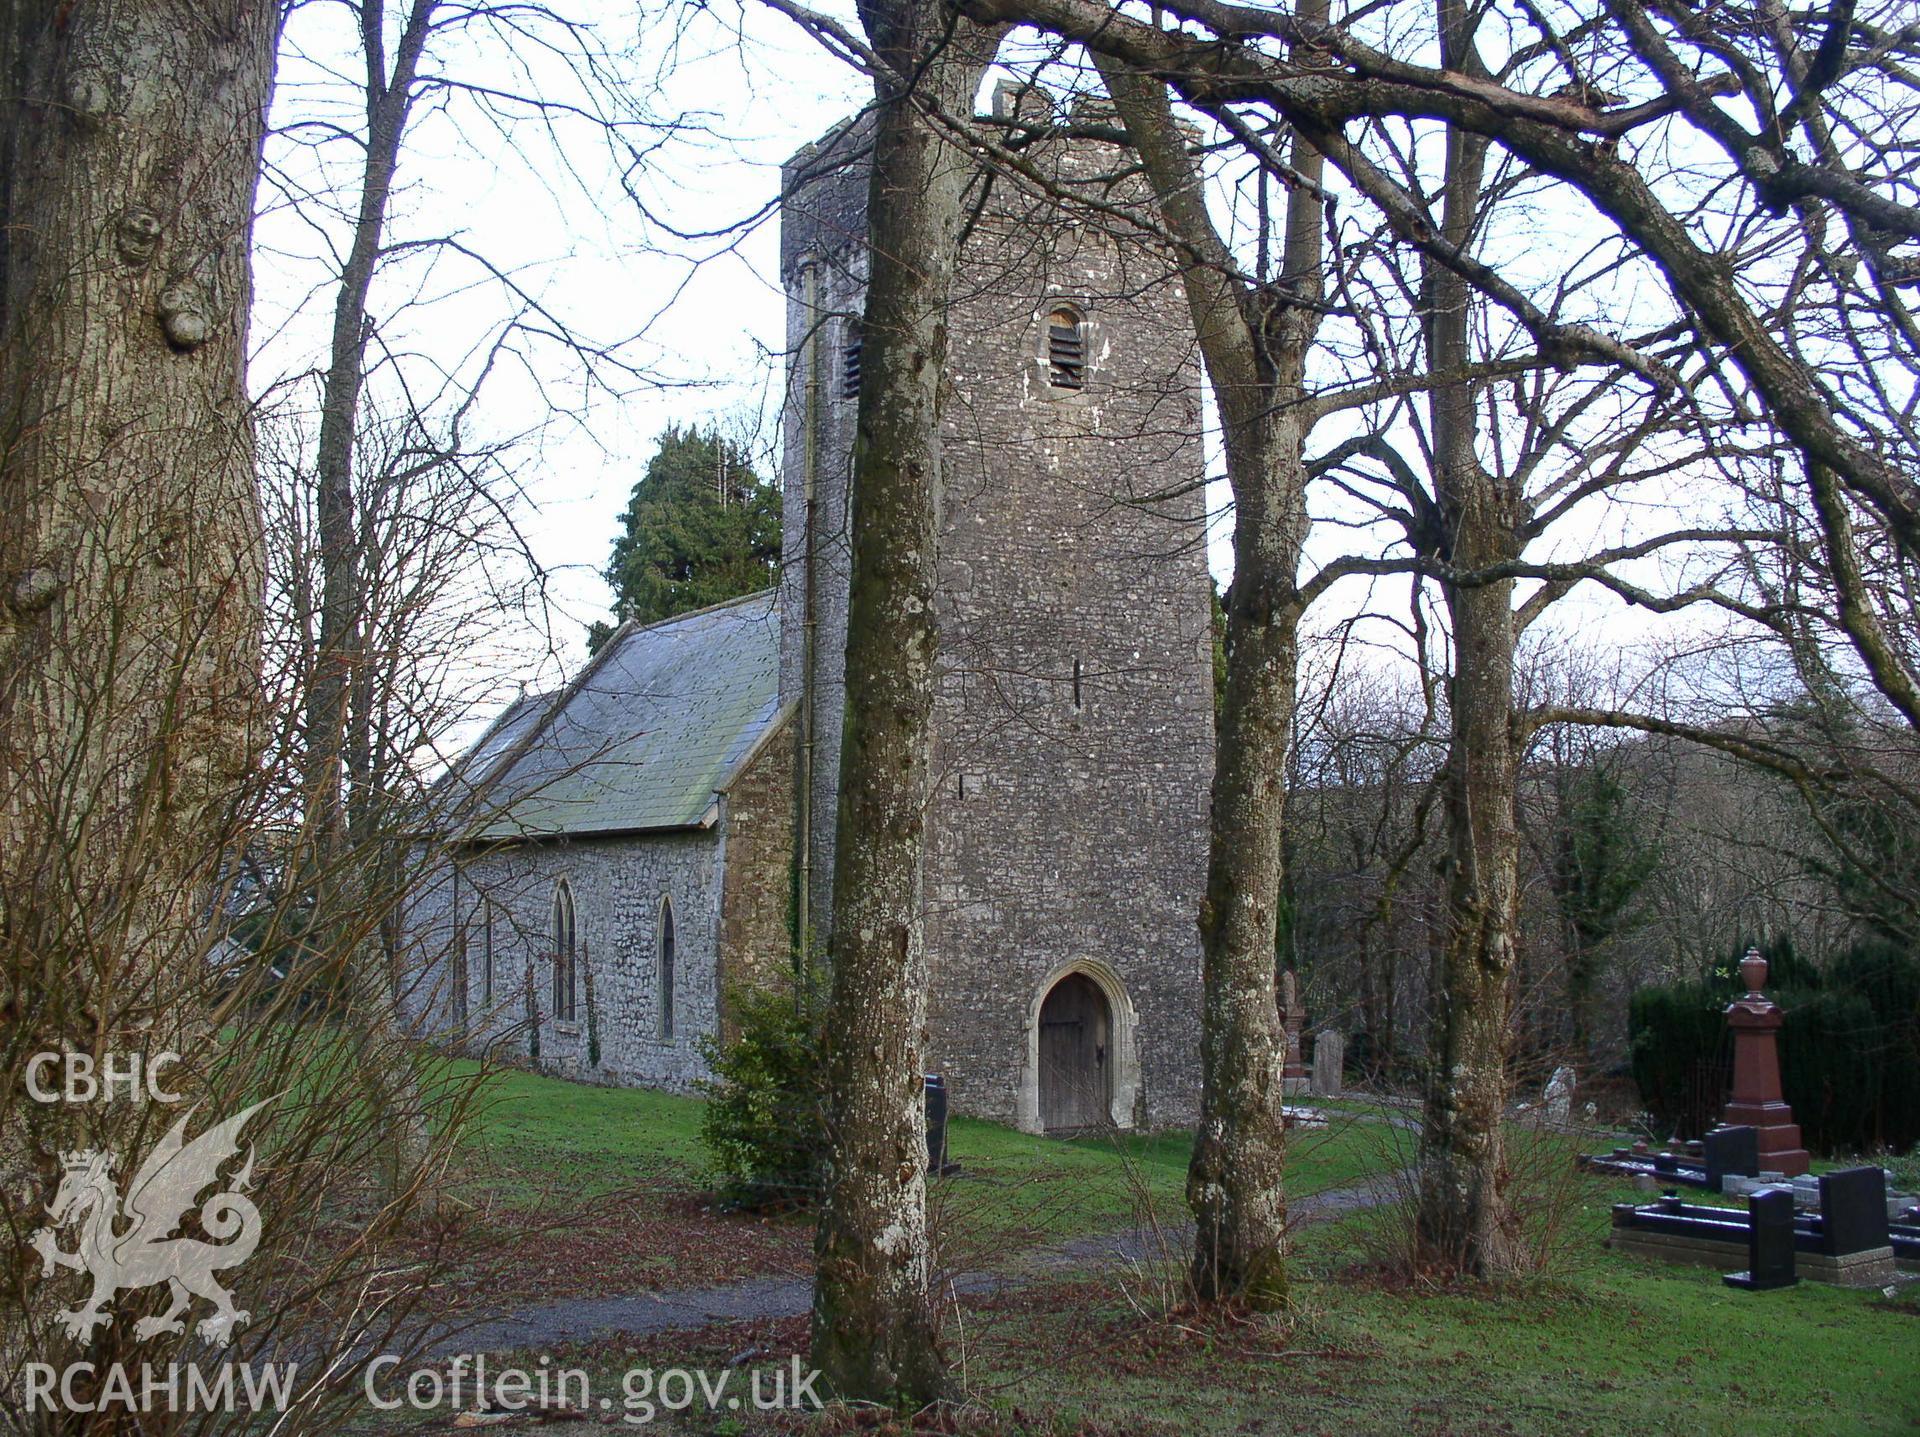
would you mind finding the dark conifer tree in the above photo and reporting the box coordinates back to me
[593,426,781,649]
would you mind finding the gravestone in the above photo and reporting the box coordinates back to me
[1818,1167,1890,1258]
[1705,1125,1760,1190]
[1721,949,1810,1175]
[1312,1031,1344,1097]
[1279,970,1309,1098]
[925,1073,950,1174]
[1724,1187,1798,1290]
[1543,1066,1575,1123]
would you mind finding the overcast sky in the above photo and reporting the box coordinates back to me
[256,2,896,683]
[251,0,1742,749]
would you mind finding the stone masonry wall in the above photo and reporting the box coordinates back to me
[716,715,799,1036]
[403,831,723,1093]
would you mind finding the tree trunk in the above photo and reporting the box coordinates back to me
[808,2,997,1406]
[0,0,276,1378]
[1382,929,1399,1073]
[303,0,438,1206]
[1566,932,1599,1062]
[1097,49,1325,1309]
[0,0,275,1069]
[304,0,432,867]
[1413,10,1523,1274]
[1417,565,1522,1275]
[1191,498,1301,1305]
[1358,934,1381,1075]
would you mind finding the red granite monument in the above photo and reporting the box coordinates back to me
[1721,948,1810,1177]
[1279,970,1308,1098]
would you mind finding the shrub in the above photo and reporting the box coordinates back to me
[1699,932,1822,994]
[1883,1145,1920,1193]
[1829,940,1920,1150]
[697,982,827,1207]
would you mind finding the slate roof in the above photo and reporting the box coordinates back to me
[438,591,787,841]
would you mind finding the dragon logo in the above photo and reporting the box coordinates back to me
[30,1100,268,1346]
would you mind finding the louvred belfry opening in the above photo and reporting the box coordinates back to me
[1047,307,1086,389]
[842,327,863,399]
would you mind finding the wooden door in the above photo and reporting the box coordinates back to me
[1039,973,1111,1132]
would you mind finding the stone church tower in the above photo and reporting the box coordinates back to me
[777,86,1215,1131]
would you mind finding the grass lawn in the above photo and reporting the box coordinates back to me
[441,1062,1399,1262]
[444,1060,711,1200]
[399,1216,1916,1434]
[383,1211,1917,1435]
[384,1064,1915,1435]
[882,1235,1920,1435]
[929,1108,1396,1259]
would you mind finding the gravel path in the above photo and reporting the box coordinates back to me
[428,1175,1397,1357]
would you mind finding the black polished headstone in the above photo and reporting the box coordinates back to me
[1725,1187,1798,1290]
[1818,1167,1889,1257]
[1704,1125,1760,1188]
[924,1073,950,1175]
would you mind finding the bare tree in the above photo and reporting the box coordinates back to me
[1289,656,1446,1076]
[301,0,436,881]
[1400,0,1532,1271]
[1091,50,1326,1308]
[957,0,1920,757]
[0,9,491,1430]
[804,1,1001,1407]
[265,0,667,1197]
[284,0,448,1203]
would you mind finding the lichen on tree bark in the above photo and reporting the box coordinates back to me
[807,0,1000,1407]
[1412,6,1524,1275]
[0,0,279,1374]
[1097,40,1330,1309]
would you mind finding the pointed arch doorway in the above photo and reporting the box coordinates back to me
[1038,972,1112,1132]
